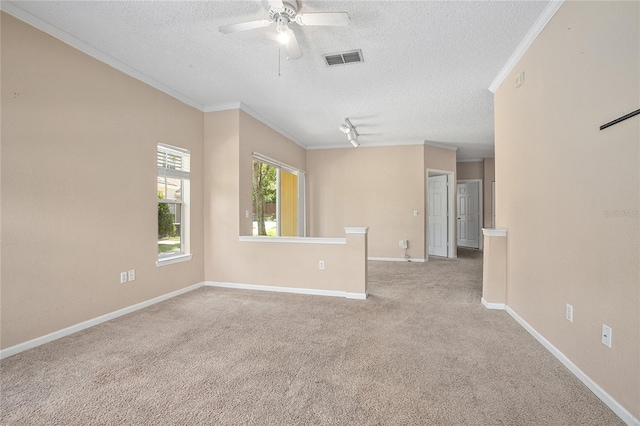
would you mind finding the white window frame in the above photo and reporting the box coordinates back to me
[157,143,192,266]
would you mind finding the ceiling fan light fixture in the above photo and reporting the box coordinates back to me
[277,30,290,44]
[275,17,292,44]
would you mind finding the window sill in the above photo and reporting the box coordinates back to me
[156,254,192,267]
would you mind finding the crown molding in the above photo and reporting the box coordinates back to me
[424,141,459,151]
[488,0,564,93]
[203,102,242,113]
[238,102,307,149]
[1,1,206,112]
[203,102,307,149]
[456,158,485,163]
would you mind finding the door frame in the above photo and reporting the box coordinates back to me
[456,179,483,250]
[426,169,456,260]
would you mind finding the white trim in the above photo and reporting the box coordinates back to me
[505,306,639,426]
[457,179,483,250]
[488,1,565,93]
[0,2,205,112]
[346,292,367,300]
[252,152,300,175]
[481,297,506,310]
[239,236,346,245]
[426,169,457,259]
[344,227,369,234]
[0,282,205,360]
[368,257,425,262]
[456,158,485,163]
[482,228,507,237]
[202,102,307,148]
[206,281,366,300]
[239,103,307,149]
[424,141,459,151]
[156,253,192,267]
[203,102,242,112]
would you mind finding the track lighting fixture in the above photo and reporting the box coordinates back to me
[339,118,360,147]
[348,133,360,147]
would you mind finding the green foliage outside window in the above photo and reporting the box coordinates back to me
[158,194,176,238]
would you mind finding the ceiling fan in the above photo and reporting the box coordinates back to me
[219,0,350,60]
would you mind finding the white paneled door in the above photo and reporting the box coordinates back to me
[428,175,448,257]
[457,181,480,248]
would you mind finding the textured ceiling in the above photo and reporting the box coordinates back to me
[5,1,550,159]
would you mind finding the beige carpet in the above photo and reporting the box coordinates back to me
[0,249,623,425]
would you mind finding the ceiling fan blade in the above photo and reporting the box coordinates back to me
[268,0,285,9]
[285,31,302,60]
[219,20,272,34]
[295,12,350,26]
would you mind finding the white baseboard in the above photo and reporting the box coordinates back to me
[0,282,205,360]
[346,292,367,300]
[368,257,425,262]
[505,306,639,426]
[206,281,366,300]
[481,297,506,310]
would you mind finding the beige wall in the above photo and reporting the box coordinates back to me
[307,145,426,260]
[204,110,368,293]
[481,233,506,305]
[456,161,484,180]
[424,144,457,174]
[457,159,495,228]
[203,109,240,282]
[483,158,495,228]
[238,110,306,236]
[494,1,639,418]
[1,14,205,349]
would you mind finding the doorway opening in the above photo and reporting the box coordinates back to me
[252,153,305,237]
[426,169,456,260]
[456,179,483,250]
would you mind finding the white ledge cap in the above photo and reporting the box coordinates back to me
[482,228,507,237]
[344,227,369,234]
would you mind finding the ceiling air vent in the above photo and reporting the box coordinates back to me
[324,50,363,67]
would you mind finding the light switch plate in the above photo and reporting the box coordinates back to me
[601,324,612,348]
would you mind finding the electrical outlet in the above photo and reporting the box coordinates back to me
[319,261,325,270]
[128,269,136,282]
[245,210,250,218]
[399,240,408,249]
[601,324,612,348]
[413,210,419,217]
[565,304,573,322]
[120,272,128,284]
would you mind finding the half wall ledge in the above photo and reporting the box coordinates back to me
[481,228,507,308]
[232,227,369,299]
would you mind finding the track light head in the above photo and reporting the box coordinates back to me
[340,117,360,147]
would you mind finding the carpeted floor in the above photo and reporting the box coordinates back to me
[0,249,623,425]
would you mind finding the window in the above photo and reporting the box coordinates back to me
[157,143,190,263]
[252,153,305,237]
